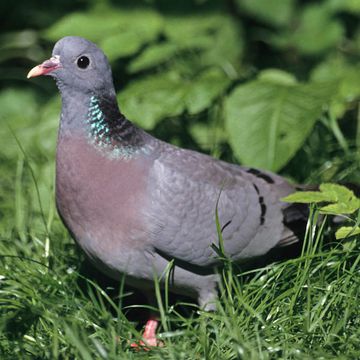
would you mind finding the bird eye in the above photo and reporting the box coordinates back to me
[77,56,90,69]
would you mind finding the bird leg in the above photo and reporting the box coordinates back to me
[130,316,162,350]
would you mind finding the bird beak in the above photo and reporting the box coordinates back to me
[27,55,61,78]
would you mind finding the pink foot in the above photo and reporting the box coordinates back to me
[130,318,163,350]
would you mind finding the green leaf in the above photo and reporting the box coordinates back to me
[327,0,360,15]
[118,71,186,130]
[45,11,122,42]
[164,14,225,46]
[202,17,243,70]
[128,43,179,73]
[185,68,231,114]
[335,226,360,240]
[100,10,163,61]
[283,184,360,215]
[224,71,336,171]
[319,183,360,214]
[44,8,163,60]
[321,201,360,214]
[270,4,344,55]
[311,57,360,118]
[319,183,358,203]
[164,14,243,70]
[118,68,230,129]
[236,0,295,26]
[189,122,226,152]
[257,69,297,86]
[282,191,335,204]
[129,14,243,74]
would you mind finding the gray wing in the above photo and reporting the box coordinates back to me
[145,141,297,268]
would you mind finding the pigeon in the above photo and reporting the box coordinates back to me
[27,36,307,346]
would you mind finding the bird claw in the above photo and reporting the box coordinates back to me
[129,318,163,351]
[130,337,163,351]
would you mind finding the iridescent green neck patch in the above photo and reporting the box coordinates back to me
[86,96,111,146]
[86,96,149,160]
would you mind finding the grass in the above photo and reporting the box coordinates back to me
[1,94,360,359]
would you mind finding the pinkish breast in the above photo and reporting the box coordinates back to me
[55,135,153,274]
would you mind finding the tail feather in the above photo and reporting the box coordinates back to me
[278,201,309,247]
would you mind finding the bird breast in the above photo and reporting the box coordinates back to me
[55,135,154,277]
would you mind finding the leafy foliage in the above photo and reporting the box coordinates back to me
[45,7,164,61]
[335,225,360,239]
[311,57,360,118]
[236,0,295,26]
[35,0,359,172]
[283,183,360,214]
[119,68,231,129]
[1,0,358,173]
[269,4,345,55]
[284,183,360,243]
[225,70,337,170]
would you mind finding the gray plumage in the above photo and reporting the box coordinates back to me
[33,36,306,310]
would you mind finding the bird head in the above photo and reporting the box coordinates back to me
[27,36,115,95]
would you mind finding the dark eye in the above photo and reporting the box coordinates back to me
[77,56,90,69]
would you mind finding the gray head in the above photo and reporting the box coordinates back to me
[27,36,115,96]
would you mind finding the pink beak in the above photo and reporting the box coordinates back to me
[27,55,61,78]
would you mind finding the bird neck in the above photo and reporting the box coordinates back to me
[59,89,147,159]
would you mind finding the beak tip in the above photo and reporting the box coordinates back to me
[27,66,40,79]
[27,56,61,79]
